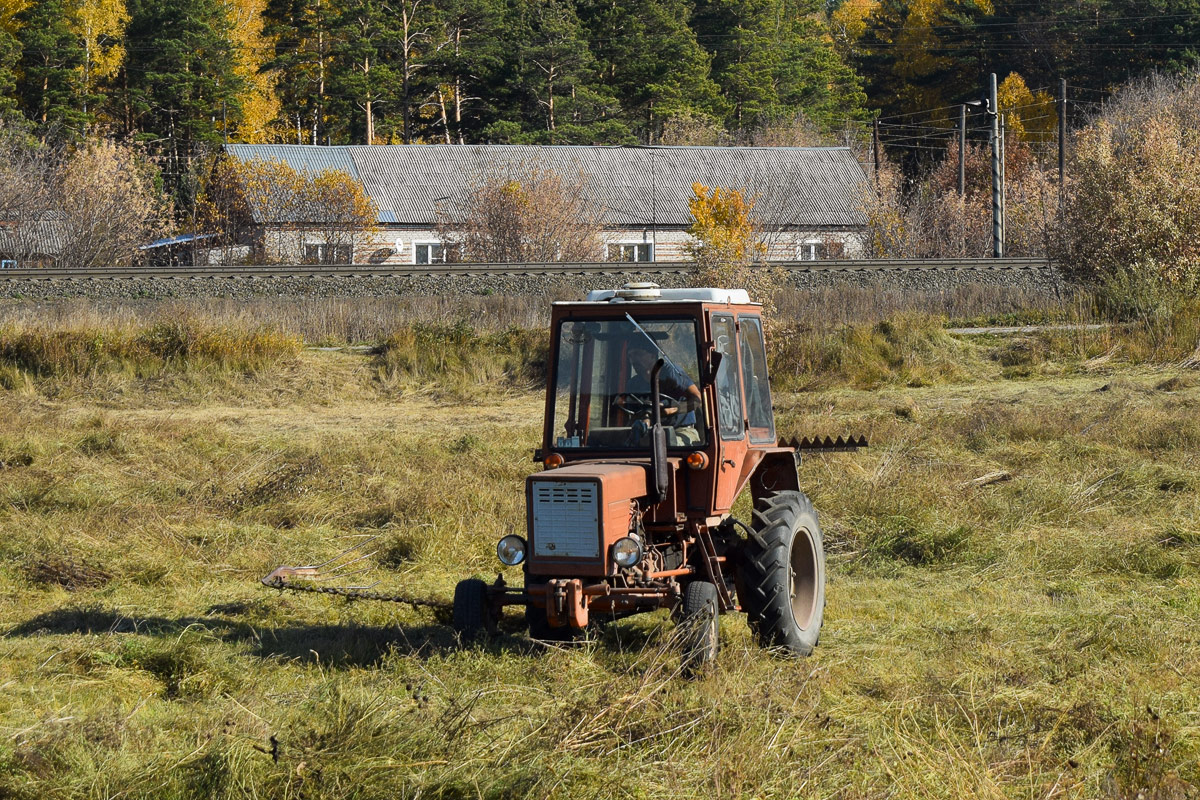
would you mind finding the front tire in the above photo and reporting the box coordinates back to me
[680,580,719,675]
[452,578,497,640]
[738,492,826,657]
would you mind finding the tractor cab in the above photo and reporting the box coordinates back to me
[539,284,787,521]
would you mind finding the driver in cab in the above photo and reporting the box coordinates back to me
[625,341,704,445]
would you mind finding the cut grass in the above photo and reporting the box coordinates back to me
[1,309,1199,798]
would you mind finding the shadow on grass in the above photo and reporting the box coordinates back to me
[5,604,542,668]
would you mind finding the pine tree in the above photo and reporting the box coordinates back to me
[424,0,506,144]
[579,0,724,141]
[121,0,244,197]
[17,0,90,138]
[504,0,629,144]
[328,0,399,143]
[262,0,333,143]
[0,26,19,126]
[692,0,864,132]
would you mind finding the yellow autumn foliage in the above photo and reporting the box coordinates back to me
[997,72,1057,144]
[226,0,284,142]
[686,183,777,306]
[0,0,29,34]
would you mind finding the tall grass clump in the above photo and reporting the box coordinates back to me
[0,319,301,380]
[375,321,548,395]
[771,313,991,389]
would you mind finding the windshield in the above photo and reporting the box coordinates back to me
[551,317,707,450]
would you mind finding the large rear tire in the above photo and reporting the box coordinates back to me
[680,580,719,675]
[452,578,497,641]
[738,492,826,657]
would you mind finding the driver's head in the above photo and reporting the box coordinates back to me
[628,342,657,376]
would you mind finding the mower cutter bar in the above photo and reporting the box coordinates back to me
[785,435,869,453]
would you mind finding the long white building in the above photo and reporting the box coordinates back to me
[221,143,870,265]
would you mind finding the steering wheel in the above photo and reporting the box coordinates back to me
[612,392,681,420]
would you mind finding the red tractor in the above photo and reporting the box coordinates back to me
[450,283,865,669]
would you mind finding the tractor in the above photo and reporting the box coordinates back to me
[262,282,863,670]
[449,282,865,669]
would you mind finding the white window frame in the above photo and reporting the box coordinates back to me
[608,241,654,263]
[798,240,825,261]
[0,259,16,269]
[413,241,448,265]
[303,242,353,265]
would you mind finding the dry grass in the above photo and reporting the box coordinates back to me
[0,302,1198,798]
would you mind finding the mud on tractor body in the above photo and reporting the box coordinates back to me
[450,284,865,669]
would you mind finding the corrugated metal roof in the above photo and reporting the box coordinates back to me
[224,144,361,182]
[0,219,67,256]
[223,144,868,228]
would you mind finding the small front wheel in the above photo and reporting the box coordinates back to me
[452,578,497,640]
[680,580,719,675]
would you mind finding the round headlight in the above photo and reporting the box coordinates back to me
[611,536,643,569]
[496,535,527,566]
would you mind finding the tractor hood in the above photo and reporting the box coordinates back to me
[525,462,648,576]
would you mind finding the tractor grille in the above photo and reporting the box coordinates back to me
[530,481,600,559]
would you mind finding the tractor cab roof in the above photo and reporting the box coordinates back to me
[554,284,758,307]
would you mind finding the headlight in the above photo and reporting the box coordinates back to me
[611,536,643,568]
[496,535,527,566]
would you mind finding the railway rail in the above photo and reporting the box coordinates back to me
[0,258,1053,282]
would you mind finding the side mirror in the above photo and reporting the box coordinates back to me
[705,349,724,386]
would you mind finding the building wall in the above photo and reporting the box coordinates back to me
[255,226,865,264]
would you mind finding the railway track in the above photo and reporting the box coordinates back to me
[0,258,1053,282]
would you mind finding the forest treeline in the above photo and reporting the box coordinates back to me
[1,0,1198,191]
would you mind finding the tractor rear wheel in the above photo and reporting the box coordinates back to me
[738,491,826,657]
[680,580,719,675]
[452,578,497,640]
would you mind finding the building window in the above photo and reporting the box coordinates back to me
[414,241,449,265]
[798,241,825,261]
[608,242,653,263]
[0,259,16,269]
[798,240,844,261]
[303,243,352,264]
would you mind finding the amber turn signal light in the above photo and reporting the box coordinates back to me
[543,452,565,469]
[685,451,709,470]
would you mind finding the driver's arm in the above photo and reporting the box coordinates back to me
[664,382,703,416]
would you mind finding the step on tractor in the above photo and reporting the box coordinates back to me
[263,283,865,671]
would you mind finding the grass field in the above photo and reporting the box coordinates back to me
[1,308,1199,799]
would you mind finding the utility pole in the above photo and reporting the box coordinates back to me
[872,118,881,189]
[1058,78,1067,201]
[1000,113,1006,251]
[958,104,966,196]
[990,72,1003,258]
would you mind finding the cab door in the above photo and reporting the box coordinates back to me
[710,313,745,512]
[738,315,776,445]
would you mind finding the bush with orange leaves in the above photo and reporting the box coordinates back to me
[685,182,778,306]
[202,158,377,263]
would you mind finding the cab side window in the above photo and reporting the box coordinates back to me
[711,315,744,440]
[739,316,775,443]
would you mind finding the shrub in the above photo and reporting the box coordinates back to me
[1055,71,1200,316]
[375,322,549,393]
[0,319,301,378]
